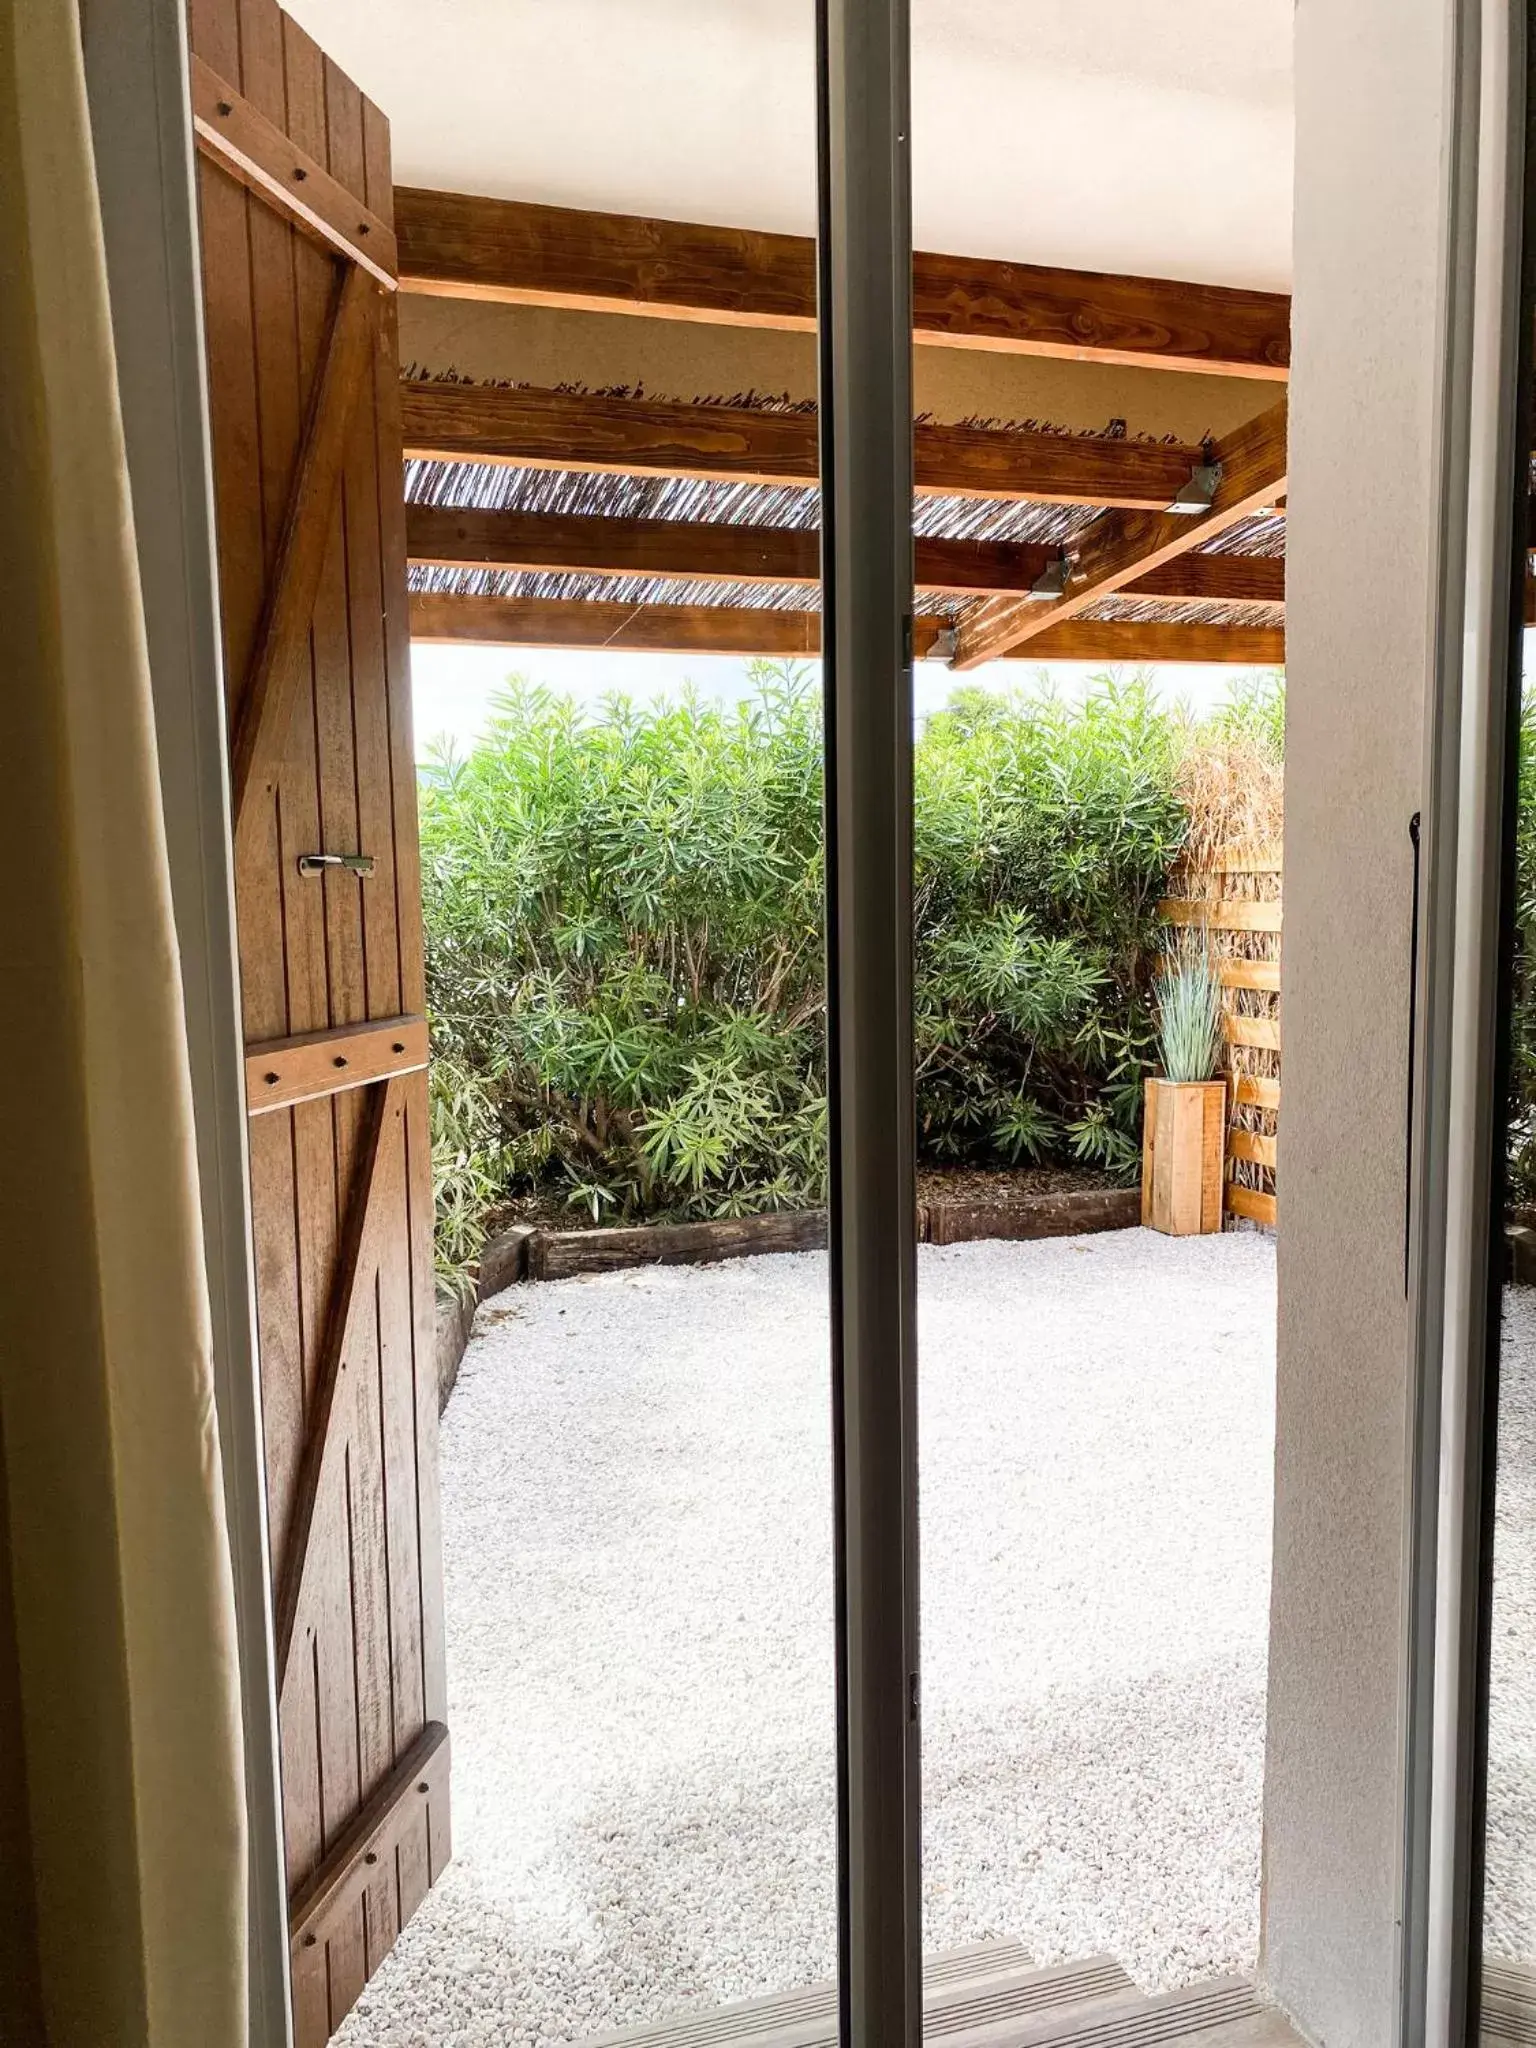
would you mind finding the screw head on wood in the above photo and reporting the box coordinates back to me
[392,1043,405,1054]
[364,1851,378,1866]
[216,100,232,115]
[333,1055,348,1068]
[302,1933,316,1948]
[292,166,308,181]
[418,1781,429,1794]
[265,1072,280,1086]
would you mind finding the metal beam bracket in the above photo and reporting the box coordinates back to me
[1024,550,1075,600]
[1166,448,1223,515]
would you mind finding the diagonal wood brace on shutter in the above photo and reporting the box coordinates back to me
[288,1721,451,1961]
[274,1074,405,1695]
[231,258,380,837]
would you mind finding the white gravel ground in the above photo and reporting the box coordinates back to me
[1484,1286,1536,1960]
[336,1228,1278,2048]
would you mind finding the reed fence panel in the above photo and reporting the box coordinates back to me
[1159,844,1281,1227]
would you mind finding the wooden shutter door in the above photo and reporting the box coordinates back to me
[186,2,450,2039]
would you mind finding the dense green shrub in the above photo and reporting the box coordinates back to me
[913,682,1185,1175]
[421,664,1189,1288]
[422,668,826,1283]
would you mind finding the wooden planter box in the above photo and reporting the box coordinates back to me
[1141,1077,1227,1236]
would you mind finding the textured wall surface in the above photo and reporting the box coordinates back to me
[1264,0,1451,2040]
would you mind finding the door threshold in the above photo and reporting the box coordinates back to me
[578,1943,1305,2048]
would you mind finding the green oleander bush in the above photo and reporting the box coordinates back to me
[420,662,1268,1291]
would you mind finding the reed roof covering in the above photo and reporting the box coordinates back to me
[402,377,1287,653]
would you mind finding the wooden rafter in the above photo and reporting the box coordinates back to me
[953,397,1288,668]
[394,187,1290,380]
[401,381,1202,510]
[409,592,1283,666]
[273,1076,403,1695]
[231,261,379,836]
[411,593,833,657]
[997,619,1284,665]
[405,502,1286,605]
[191,56,398,287]
[1132,554,1285,605]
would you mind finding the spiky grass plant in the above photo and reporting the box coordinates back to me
[1155,927,1223,1083]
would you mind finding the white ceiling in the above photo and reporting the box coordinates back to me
[285,0,1294,289]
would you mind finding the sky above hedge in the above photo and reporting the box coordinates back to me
[410,643,1277,762]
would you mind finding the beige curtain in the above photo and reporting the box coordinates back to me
[0,4,249,2044]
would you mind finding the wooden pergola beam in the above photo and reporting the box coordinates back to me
[953,397,1288,668]
[405,502,1286,605]
[395,188,1290,381]
[402,381,1203,510]
[1023,619,1284,665]
[411,592,836,658]
[409,592,1283,665]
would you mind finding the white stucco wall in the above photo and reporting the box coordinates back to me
[1264,1,1453,2040]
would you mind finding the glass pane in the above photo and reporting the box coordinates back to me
[269,4,840,2043]
[1482,616,1536,2031]
[909,1,1290,2028]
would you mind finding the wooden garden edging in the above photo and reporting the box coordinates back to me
[434,1186,1142,1409]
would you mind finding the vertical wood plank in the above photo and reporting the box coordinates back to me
[238,5,356,1984]
[377,1133,425,1748]
[370,154,443,1740]
[1201,1082,1227,1232]
[312,1473,365,2026]
[394,1804,431,1930]
[316,56,403,1981]
[356,108,408,1019]
[373,294,426,1011]
[282,1638,326,2046]
[405,1074,448,1723]
[187,0,238,74]
[351,92,424,1794]
[290,1897,330,2048]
